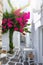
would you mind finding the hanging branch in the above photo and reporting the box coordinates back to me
[7,0,14,10]
[21,2,30,10]
[7,0,30,11]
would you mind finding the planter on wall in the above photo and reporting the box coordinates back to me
[13,31,20,50]
[25,33,31,47]
[2,31,9,51]
[2,31,20,51]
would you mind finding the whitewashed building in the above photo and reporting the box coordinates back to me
[31,0,43,63]
[2,0,43,63]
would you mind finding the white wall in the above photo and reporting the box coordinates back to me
[2,31,20,51]
[2,31,9,51]
[13,31,20,50]
[31,0,42,11]
[31,0,43,63]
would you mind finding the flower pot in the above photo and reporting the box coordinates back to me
[2,31,9,51]
[13,31,20,50]
[2,31,20,51]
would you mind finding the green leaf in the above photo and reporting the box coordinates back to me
[3,10,9,18]
[27,24,31,26]
[24,28,31,33]
[24,28,28,31]
[27,31,31,33]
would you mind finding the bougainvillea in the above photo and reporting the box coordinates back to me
[2,10,30,34]
[2,0,30,54]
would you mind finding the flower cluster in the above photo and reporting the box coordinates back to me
[2,9,30,34]
[2,18,13,33]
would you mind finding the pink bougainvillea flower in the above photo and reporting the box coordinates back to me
[2,10,30,34]
[14,24,16,27]
[8,18,12,21]
[2,18,7,24]
[16,18,19,21]
[19,28,23,33]
[16,17,22,24]
[13,9,21,16]
[22,12,30,19]
[26,12,30,19]
[25,20,28,22]
[14,27,18,31]
[7,23,12,28]
[21,12,27,17]
[20,23,24,28]
[19,17,22,23]
[8,18,13,24]
[3,26,6,29]
[9,21,13,24]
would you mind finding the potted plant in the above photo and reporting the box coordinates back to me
[2,0,30,54]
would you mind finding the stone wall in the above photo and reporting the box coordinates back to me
[0,0,3,47]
